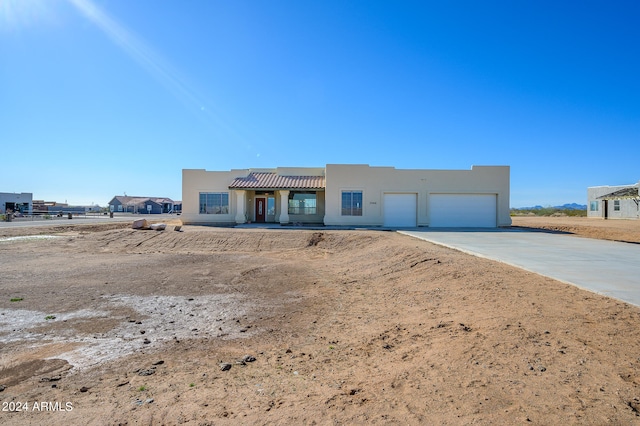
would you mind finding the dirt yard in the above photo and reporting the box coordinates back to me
[1,217,640,425]
[512,215,640,244]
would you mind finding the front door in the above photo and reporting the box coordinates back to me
[255,198,266,223]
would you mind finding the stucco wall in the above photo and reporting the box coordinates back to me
[276,167,325,177]
[182,168,326,225]
[183,165,511,227]
[323,164,511,227]
[182,169,247,224]
[587,184,640,219]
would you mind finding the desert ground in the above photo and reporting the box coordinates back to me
[1,216,640,425]
[511,215,640,244]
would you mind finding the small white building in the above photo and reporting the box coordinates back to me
[0,192,32,215]
[587,182,640,219]
[182,164,511,228]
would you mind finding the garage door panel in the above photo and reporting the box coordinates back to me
[383,194,417,227]
[430,194,496,227]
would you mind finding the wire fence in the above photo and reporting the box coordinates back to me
[2,211,181,223]
[2,211,111,222]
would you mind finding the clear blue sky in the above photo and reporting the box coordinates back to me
[1,0,638,208]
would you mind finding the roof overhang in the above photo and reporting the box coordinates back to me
[597,187,639,200]
[229,172,325,191]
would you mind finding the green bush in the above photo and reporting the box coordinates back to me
[511,208,587,217]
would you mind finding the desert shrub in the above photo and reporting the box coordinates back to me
[511,208,587,217]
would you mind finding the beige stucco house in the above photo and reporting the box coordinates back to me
[181,164,511,228]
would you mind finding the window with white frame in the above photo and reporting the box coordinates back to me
[199,192,229,214]
[288,192,316,215]
[614,200,620,211]
[590,201,598,211]
[341,191,363,216]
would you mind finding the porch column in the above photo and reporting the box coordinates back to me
[279,190,290,224]
[235,190,246,224]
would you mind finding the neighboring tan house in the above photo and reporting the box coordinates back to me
[587,182,640,220]
[181,164,511,228]
[108,196,175,214]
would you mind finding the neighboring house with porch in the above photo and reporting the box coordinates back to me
[181,164,511,228]
[108,196,176,214]
[587,182,640,219]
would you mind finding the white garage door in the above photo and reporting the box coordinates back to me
[383,193,417,227]
[430,194,497,227]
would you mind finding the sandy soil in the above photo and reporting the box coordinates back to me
[1,218,640,425]
[512,215,640,244]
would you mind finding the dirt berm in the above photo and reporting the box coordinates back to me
[1,218,639,424]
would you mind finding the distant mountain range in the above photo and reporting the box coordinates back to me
[513,203,587,210]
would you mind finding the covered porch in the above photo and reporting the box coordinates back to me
[229,172,325,225]
[597,186,640,219]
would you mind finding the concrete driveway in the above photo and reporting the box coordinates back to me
[400,228,640,308]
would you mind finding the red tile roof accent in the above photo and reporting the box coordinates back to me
[229,172,325,190]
